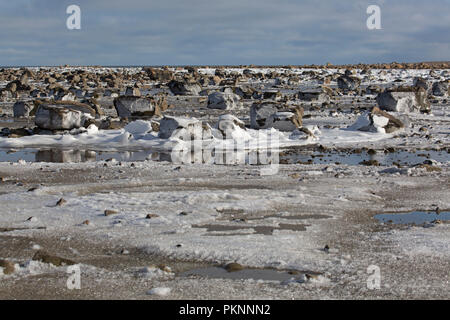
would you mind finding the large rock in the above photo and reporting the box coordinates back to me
[234,86,256,99]
[337,75,361,91]
[250,103,303,130]
[376,87,430,113]
[60,93,77,101]
[266,112,302,131]
[35,105,83,130]
[297,88,330,103]
[34,100,96,117]
[159,116,211,140]
[250,102,279,129]
[413,77,429,91]
[13,101,34,118]
[6,80,31,93]
[215,114,248,139]
[207,92,243,110]
[125,86,141,96]
[263,90,282,101]
[348,106,404,134]
[432,81,449,97]
[168,80,201,96]
[113,96,158,118]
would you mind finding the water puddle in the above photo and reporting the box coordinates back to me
[282,149,449,166]
[180,266,312,282]
[0,148,158,163]
[192,223,308,235]
[374,210,450,225]
[0,147,448,166]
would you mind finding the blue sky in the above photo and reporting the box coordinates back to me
[0,0,449,66]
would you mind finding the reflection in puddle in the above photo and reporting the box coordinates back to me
[283,149,449,166]
[375,211,450,225]
[0,148,279,165]
[181,267,310,282]
[0,147,448,165]
[35,149,97,163]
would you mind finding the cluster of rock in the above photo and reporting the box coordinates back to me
[0,64,448,139]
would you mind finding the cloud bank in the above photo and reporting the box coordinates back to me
[0,0,449,66]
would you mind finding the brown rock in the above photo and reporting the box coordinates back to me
[0,259,15,275]
[56,198,67,206]
[104,209,118,216]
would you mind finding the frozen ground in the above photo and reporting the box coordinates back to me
[0,158,448,299]
[0,66,449,299]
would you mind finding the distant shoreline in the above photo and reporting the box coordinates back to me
[1,61,449,69]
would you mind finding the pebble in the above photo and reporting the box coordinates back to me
[146,287,171,296]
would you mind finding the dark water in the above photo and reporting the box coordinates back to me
[0,147,448,165]
[283,149,449,166]
[375,211,450,225]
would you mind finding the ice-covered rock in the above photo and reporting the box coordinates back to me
[376,87,430,113]
[250,102,279,129]
[51,101,96,117]
[215,114,250,140]
[13,101,33,118]
[432,81,449,97]
[124,120,153,135]
[413,77,429,91]
[297,88,330,103]
[250,103,303,130]
[234,86,256,99]
[266,112,301,132]
[168,80,201,96]
[263,90,282,101]
[207,91,243,110]
[35,105,83,130]
[337,75,361,91]
[289,127,316,140]
[159,116,211,140]
[125,86,141,96]
[57,92,77,101]
[113,96,158,118]
[347,106,404,134]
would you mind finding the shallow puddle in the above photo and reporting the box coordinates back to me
[192,223,308,235]
[282,149,449,166]
[0,147,448,166]
[374,211,450,225]
[180,266,307,282]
